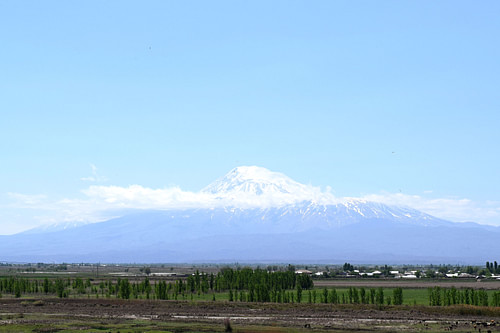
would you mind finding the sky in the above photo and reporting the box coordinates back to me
[1,1,500,234]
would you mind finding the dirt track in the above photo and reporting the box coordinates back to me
[1,298,500,332]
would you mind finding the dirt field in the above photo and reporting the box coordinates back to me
[315,279,500,290]
[1,298,500,332]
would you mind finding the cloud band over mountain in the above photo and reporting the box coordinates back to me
[3,166,500,234]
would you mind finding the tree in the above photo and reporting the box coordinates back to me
[322,288,328,303]
[296,284,302,303]
[492,291,500,306]
[429,287,442,306]
[119,279,131,299]
[375,287,384,305]
[14,281,21,298]
[369,288,376,304]
[352,287,359,304]
[43,278,50,294]
[360,288,367,304]
[393,288,403,305]
[328,289,338,304]
[156,280,167,300]
[343,263,354,272]
[478,289,488,306]
[55,279,66,298]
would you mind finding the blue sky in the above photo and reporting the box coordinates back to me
[1,1,500,234]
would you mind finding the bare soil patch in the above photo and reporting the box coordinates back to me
[315,279,500,290]
[1,298,500,332]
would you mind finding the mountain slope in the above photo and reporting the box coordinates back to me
[0,205,497,263]
[0,166,497,263]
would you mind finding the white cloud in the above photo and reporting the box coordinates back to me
[78,185,500,226]
[4,183,500,234]
[82,185,216,209]
[360,192,500,225]
[81,182,337,210]
[7,193,47,205]
[81,164,108,182]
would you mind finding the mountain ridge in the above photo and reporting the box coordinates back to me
[1,166,497,263]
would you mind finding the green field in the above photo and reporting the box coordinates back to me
[2,275,500,307]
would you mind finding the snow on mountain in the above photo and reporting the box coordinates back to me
[36,166,447,233]
[1,205,496,263]
[334,200,448,226]
[30,166,451,235]
[2,166,498,263]
[203,166,311,196]
[201,166,335,207]
[200,166,445,226]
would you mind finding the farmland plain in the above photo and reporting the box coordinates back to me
[1,264,500,332]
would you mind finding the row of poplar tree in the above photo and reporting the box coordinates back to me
[428,286,500,307]
[0,276,153,299]
[187,267,314,292]
[0,268,313,300]
[228,286,404,305]
[486,261,500,274]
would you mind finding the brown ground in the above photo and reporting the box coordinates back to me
[315,279,500,290]
[1,298,500,332]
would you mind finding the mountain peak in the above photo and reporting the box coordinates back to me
[202,166,310,196]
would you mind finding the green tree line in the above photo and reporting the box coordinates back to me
[0,267,313,301]
[486,261,500,274]
[428,286,500,307]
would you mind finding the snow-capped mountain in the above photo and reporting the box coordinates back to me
[0,166,498,263]
[203,166,313,196]
[200,166,447,227]
[201,166,332,207]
